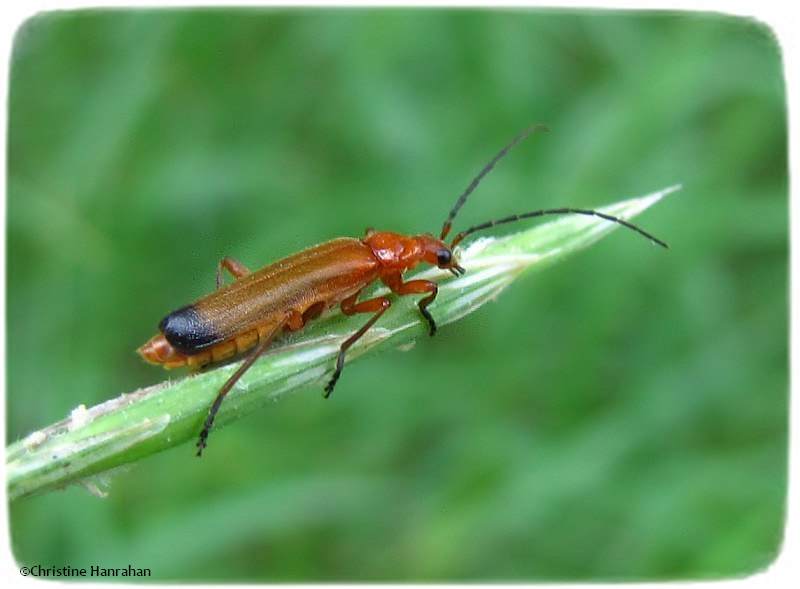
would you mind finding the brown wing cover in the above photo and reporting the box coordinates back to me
[191,238,379,344]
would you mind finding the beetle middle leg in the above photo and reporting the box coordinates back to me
[382,273,439,336]
[324,293,391,398]
[216,256,251,289]
[196,309,303,457]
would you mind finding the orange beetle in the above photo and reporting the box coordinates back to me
[138,126,668,455]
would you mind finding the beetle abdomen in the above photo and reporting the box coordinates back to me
[138,322,281,369]
[159,304,221,353]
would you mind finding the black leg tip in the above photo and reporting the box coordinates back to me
[324,374,340,398]
[420,309,437,337]
[196,430,209,457]
[425,319,437,336]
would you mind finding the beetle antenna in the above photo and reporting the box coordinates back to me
[449,208,669,249]
[440,124,549,240]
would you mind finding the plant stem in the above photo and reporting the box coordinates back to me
[6,185,679,501]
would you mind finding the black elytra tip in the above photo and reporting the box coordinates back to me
[159,305,220,354]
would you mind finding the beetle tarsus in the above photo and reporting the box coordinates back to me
[196,429,209,457]
[323,377,337,398]
[197,411,216,456]
[420,307,437,336]
[324,353,345,398]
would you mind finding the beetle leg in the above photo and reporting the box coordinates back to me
[216,256,252,290]
[382,273,439,336]
[324,293,391,398]
[196,310,301,457]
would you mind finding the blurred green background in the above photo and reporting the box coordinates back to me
[7,8,786,581]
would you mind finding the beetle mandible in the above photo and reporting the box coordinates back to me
[138,125,668,456]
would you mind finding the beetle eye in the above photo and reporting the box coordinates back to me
[436,249,452,266]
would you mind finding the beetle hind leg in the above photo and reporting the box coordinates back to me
[196,311,302,457]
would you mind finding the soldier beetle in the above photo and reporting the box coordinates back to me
[138,125,668,456]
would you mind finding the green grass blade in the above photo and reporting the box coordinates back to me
[6,184,679,500]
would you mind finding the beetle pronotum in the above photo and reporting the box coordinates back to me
[138,125,668,456]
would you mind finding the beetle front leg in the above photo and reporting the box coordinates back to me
[216,256,251,289]
[382,273,439,336]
